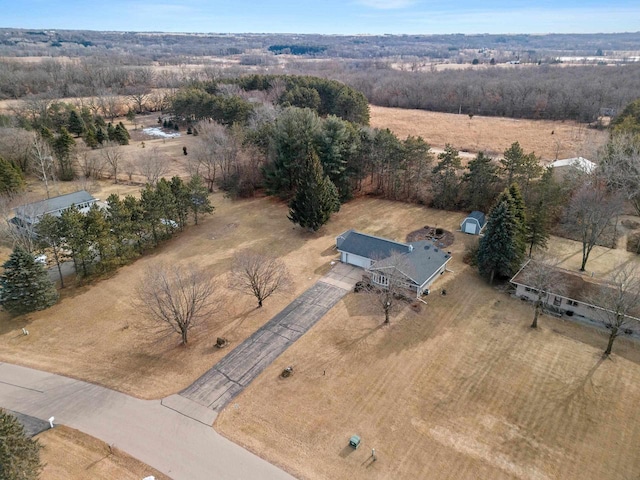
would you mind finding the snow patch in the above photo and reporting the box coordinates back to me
[142,127,181,138]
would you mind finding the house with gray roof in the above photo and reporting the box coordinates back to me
[336,229,452,298]
[12,190,98,228]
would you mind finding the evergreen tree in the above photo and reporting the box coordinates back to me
[60,205,92,276]
[169,176,190,229]
[526,208,550,257]
[96,127,106,145]
[112,123,130,145]
[477,199,521,284]
[461,152,500,211]
[84,204,111,268]
[500,141,526,185]
[52,127,75,181]
[68,109,85,137]
[0,156,25,197]
[0,409,42,480]
[187,174,214,225]
[315,115,353,201]
[35,214,66,288]
[84,125,98,149]
[431,144,462,210]
[288,153,340,231]
[0,246,58,315]
[106,123,116,142]
[263,107,321,197]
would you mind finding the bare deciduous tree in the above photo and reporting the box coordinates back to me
[139,147,170,185]
[100,141,123,184]
[79,150,106,180]
[0,194,40,254]
[564,178,623,271]
[0,127,34,173]
[591,265,640,355]
[599,133,640,216]
[31,134,56,199]
[137,263,219,345]
[365,251,413,324]
[517,257,567,328]
[229,251,291,308]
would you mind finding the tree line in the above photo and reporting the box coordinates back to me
[1,175,213,317]
[340,63,640,122]
[169,74,370,127]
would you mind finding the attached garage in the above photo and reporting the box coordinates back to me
[341,252,371,269]
[460,211,486,235]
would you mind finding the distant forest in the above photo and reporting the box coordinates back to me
[1,28,640,123]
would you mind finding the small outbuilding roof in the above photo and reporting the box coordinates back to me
[462,211,486,227]
[336,229,410,259]
[549,157,596,174]
[14,190,96,218]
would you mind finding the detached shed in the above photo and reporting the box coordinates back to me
[460,211,486,235]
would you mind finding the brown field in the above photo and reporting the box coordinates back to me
[370,105,609,162]
[38,425,169,480]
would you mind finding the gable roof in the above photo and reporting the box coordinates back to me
[549,157,596,174]
[511,261,640,319]
[463,211,486,227]
[336,229,410,259]
[15,190,96,218]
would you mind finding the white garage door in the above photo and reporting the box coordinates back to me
[344,253,370,268]
[464,221,477,234]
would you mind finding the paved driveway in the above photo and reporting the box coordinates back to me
[180,263,361,413]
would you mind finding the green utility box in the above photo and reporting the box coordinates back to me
[349,435,361,449]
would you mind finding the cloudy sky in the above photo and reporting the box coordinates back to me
[2,0,639,34]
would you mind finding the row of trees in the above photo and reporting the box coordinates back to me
[342,63,640,122]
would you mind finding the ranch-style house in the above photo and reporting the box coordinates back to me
[336,229,452,298]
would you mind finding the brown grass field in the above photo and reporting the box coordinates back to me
[214,215,640,480]
[1,187,639,479]
[38,426,169,480]
[370,105,609,162]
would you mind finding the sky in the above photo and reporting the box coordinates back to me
[1,0,639,35]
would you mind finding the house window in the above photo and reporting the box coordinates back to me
[567,300,579,307]
[372,273,389,287]
[553,296,561,307]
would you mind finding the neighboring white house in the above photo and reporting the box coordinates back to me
[460,211,486,235]
[548,157,596,180]
[12,190,98,228]
[336,229,452,298]
[510,260,640,332]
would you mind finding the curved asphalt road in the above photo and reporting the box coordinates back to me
[0,263,361,479]
[0,362,294,480]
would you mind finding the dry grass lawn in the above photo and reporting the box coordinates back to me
[370,105,609,162]
[38,425,169,480]
[0,192,461,399]
[1,186,640,479]
[215,231,640,480]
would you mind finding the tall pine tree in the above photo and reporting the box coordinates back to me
[288,153,340,231]
[477,199,521,284]
[0,246,58,315]
[0,409,42,480]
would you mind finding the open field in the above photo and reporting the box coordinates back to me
[370,105,609,162]
[38,425,170,480]
[1,187,639,478]
[215,234,640,480]
[0,191,465,398]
